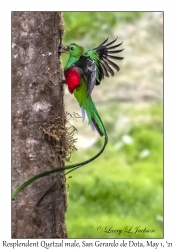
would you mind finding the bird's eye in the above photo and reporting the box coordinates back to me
[70,47,74,50]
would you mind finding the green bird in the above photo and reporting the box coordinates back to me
[60,37,124,140]
[12,37,124,199]
[57,37,124,173]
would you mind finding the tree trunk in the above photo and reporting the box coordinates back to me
[12,12,67,238]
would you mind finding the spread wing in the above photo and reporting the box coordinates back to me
[85,37,124,85]
[73,37,124,96]
[73,55,97,96]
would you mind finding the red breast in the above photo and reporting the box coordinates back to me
[64,68,81,93]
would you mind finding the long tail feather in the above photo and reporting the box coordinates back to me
[12,134,108,199]
[65,134,108,176]
[12,107,108,199]
[91,117,103,136]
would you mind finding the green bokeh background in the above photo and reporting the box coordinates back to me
[61,12,163,238]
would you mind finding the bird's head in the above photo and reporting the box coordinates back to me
[58,43,84,58]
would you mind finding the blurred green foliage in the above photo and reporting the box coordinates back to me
[63,12,142,45]
[66,103,163,238]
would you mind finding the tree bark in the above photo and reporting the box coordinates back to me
[12,12,67,238]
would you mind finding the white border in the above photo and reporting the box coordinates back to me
[1,0,174,248]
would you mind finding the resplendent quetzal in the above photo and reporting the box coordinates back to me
[12,37,124,198]
[59,37,124,138]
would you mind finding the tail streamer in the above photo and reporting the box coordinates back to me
[12,134,108,199]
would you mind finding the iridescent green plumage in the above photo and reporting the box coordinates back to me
[73,78,106,136]
[64,37,124,136]
[65,43,84,69]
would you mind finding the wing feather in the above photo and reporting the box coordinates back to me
[97,37,109,47]
[102,37,118,47]
[103,57,120,71]
[107,42,123,50]
[101,62,109,77]
[72,37,124,96]
[102,59,115,76]
[107,55,124,60]
[85,37,124,85]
